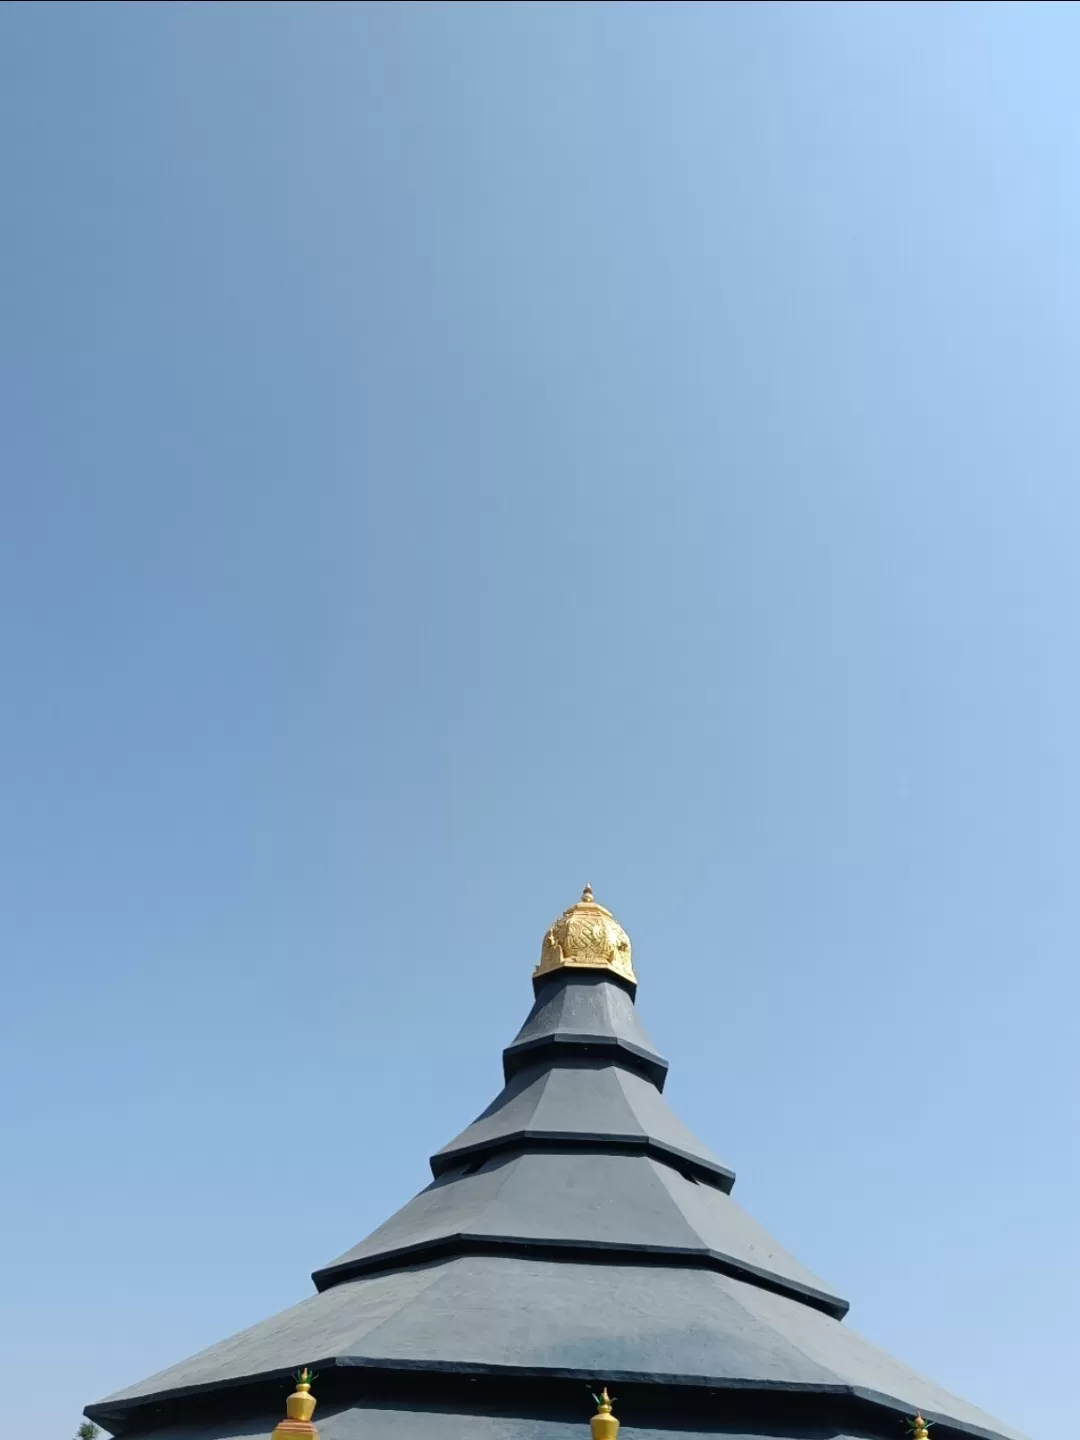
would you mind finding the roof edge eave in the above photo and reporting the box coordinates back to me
[428,1133,736,1190]
[85,1360,1026,1440]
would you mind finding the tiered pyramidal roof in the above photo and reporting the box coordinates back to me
[87,887,1023,1440]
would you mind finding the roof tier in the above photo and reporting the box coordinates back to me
[88,1253,1020,1440]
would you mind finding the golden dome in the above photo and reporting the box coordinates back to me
[533,885,636,987]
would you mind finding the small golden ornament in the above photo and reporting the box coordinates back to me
[590,1388,619,1440]
[271,1369,319,1440]
[908,1415,932,1440]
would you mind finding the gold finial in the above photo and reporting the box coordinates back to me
[533,887,636,987]
[590,1389,619,1440]
[271,1370,319,1440]
[908,1416,932,1440]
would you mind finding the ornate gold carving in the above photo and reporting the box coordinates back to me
[533,886,636,986]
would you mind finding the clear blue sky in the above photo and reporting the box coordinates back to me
[1,3,1076,1437]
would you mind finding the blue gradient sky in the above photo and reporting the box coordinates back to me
[1,4,1076,1438]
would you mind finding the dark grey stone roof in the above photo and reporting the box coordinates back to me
[89,1255,1021,1440]
[430,1059,734,1189]
[312,1151,838,1314]
[503,973,669,1088]
[86,973,1024,1440]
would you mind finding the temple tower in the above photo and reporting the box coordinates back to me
[87,888,1022,1440]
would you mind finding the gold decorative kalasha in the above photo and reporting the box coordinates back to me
[590,1388,619,1440]
[271,1370,319,1440]
[909,1416,932,1440]
[533,885,636,987]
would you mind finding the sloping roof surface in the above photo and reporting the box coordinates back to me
[313,1151,838,1311]
[430,1061,734,1187]
[502,973,669,1087]
[94,1256,1021,1440]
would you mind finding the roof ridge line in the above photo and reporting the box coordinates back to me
[87,1358,1027,1440]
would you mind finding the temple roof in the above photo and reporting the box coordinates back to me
[502,969,668,1088]
[86,888,1024,1440]
[311,1151,834,1309]
[89,1255,1021,1440]
[429,1058,734,1187]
